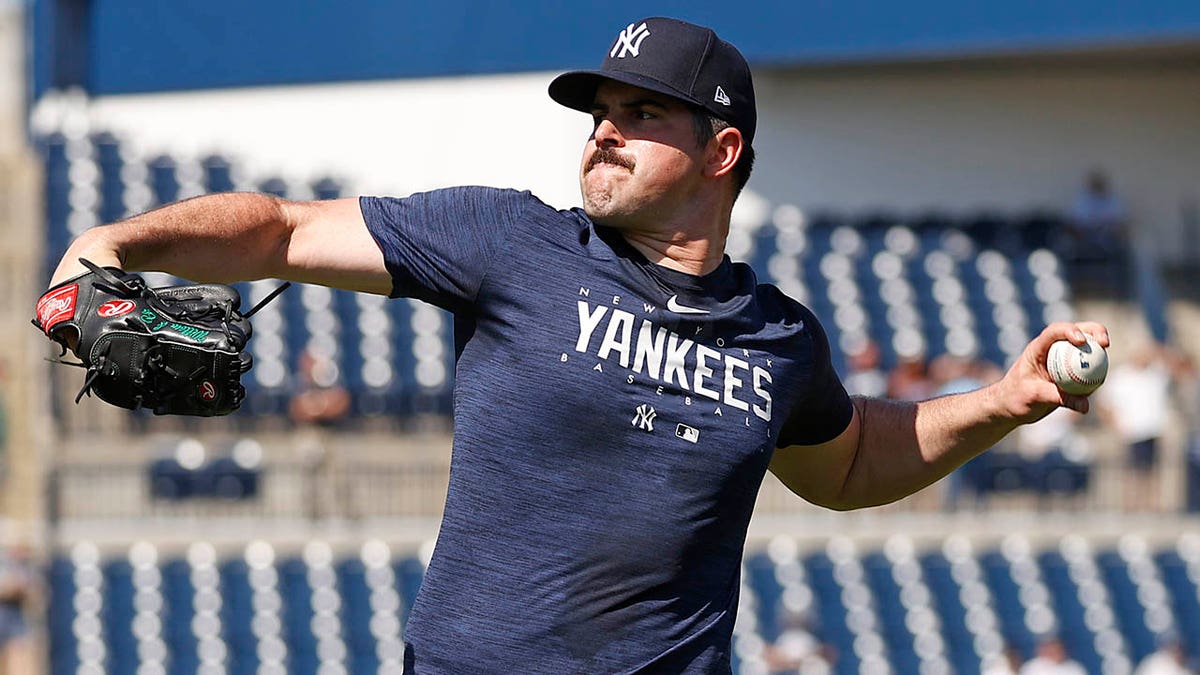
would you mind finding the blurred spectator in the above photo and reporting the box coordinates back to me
[763,613,836,675]
[1170,351,1200,513]
[0,538,39,675]
[1065,169,1129,276]
[0,359,8,486]
[288,349,351,427]
[289,349,352,519]
[887,353,934,402]
[841,336,887,398]
[1070,168,1132,291]
[983,644,1026,675]
[932,353,1000,510]
[1016,407,1080,463]
[1017,407,1092,507]
[1020,635,1086,675]
[1134,632,1192,675]
[1098,342,1175,512]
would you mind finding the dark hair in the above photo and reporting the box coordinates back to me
[691,107,755,198]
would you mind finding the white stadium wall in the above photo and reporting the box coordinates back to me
[752,59,1200,263]
[74,73,591,212]
[69,56,1199,261]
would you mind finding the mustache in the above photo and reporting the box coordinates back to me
[586,147,635,173]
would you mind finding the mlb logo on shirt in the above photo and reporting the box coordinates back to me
[675,424,700,443]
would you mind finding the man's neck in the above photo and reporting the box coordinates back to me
[614,196,734,276]
[620,229,727,276]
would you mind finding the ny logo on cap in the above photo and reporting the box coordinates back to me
[611,22,651,59]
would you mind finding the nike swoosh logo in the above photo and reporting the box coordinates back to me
[666,295,710,315]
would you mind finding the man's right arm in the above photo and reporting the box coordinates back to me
[50,192,392,295]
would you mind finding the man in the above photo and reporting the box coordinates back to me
[46,17,1107,674]
[1065,169,1130,294]
[1020,635,1087,675]
[1099,342,1174,511]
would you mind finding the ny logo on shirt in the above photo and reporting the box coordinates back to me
[610,22,650,59]
[632,404,657,431]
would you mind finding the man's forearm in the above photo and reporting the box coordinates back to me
[51,192,291,285]
[840,386,1022,508]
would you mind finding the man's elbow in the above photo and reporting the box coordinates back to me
[804,488,884,513]
[782,473,903,512]
[773,472,861,512]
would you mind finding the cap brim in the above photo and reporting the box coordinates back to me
[548,69,704,114]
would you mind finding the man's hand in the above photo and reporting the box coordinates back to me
[995,321,1111,420]
[34,259,265,416]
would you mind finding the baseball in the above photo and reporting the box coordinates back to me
[1046,336,1108,395]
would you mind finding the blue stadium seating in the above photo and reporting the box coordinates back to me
[277,556,316,675]
[920,551,981,675]
[1036,549,1103,673]
[47,535,1200,674]
[978,550,1037,657]
[743,551,784,642]
[100,559,137,675]
[863,551,921,675]
[335,557,379,675]
[161,558,200,674]
[802,551,861,675]
[47,556,78,675]
[1096,550,1156,662]
[218,558,259,675]
[1155,548,1200,658]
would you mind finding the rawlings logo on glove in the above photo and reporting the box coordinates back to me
[34,259,288,417]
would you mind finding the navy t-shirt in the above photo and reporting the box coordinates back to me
[360,187,853,674]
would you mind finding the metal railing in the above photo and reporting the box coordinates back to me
[47,460,451,523]
[46,450,1199,529]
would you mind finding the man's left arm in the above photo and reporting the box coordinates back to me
[769,322,1109,511]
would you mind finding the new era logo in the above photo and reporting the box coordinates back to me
[611,22,651,59]
[714,86,731,106]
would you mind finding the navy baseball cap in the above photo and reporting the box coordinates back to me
[549,17,757,145]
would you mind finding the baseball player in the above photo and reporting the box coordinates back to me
[45,17,1109,674]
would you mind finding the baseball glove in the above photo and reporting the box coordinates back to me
[33,259,288,416]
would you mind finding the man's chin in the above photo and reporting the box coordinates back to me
[583,207,635,230]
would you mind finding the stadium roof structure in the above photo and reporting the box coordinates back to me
[30,0,1200,96]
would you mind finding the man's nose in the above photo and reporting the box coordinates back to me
[593,119,625,147]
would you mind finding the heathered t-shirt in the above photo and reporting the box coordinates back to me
[360,187,853,674]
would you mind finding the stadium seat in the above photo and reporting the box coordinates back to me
[1154,544,1200,658]
[978,549,1037,658]
[47,556,79,675]
[1036,549,1105,673]
[218,557,260,675]
[101,559,137,675]
[1096,549,1156,662]
[160,558,199,674]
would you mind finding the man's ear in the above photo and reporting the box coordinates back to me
[704,127,744,180]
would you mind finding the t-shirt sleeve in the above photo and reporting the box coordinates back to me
[775,310,854,447]
[359,186,527,311]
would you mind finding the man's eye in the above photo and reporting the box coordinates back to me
[637,111,655,120]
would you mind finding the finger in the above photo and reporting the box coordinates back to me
[1041,322,1108,347]
[1059,393,1090,414]
[1074,322,1110,348]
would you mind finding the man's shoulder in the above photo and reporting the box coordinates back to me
[461,186,586,227]
[748,276,820,323]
